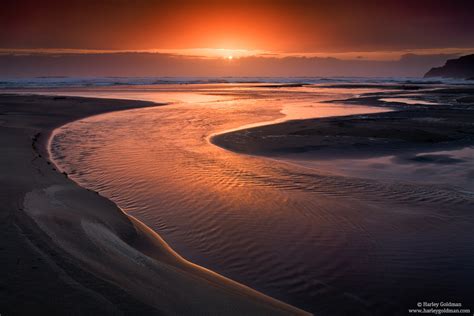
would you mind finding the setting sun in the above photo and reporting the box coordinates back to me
[227,55,233,60]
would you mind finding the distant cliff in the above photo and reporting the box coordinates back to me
[424,54,474,79]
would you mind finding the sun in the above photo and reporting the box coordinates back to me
[227,55,233,60]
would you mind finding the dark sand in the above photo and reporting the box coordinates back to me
[211,88,474,163]
[0,94,307,315]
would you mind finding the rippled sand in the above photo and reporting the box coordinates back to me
[50,84,474,315]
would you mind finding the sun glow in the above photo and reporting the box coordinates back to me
[145,48,262,59]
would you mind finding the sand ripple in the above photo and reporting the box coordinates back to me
[50,92,474,315]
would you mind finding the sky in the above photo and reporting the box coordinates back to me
[1,0,474,77]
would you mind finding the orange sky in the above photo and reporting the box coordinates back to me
[1,0,474,77]
[2,0,474,56]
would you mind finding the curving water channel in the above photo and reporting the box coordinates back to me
[48,84,474,315]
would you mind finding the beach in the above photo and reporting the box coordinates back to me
[0,94,307,315]
[3,1,474,315]
[2,82,474,315]
[211,86,474,188]
[211,87,474,162]
[35,82,474,315]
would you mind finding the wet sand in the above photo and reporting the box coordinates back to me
[211,89,474,172]
[211,88,474,191]
[211,87,474,190]
[0,94,307,315]
[46,84,474,315]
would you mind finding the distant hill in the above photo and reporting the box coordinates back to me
[424,54,474,79]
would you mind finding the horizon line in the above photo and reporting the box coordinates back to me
[1,47,474,61]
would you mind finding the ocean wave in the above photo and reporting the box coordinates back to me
[0,76,471,88]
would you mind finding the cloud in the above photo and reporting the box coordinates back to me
[0,51,463,78]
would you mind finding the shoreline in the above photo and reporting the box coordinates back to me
[209,87,474,192]
[1,94,307,315]
[13,84,474,315]
[210,92,474,162]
